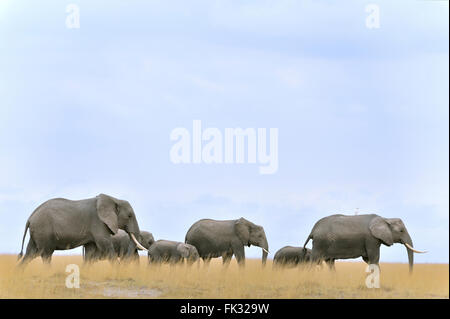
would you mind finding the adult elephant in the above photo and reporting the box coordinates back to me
[273,246,312,268]
[302,214,426,272]
[18,194,149,266]
[148,240,199,265]
[185,217,269,267]
[83,230,155,263]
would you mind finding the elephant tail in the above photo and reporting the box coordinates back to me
[302,234,313,252]
[18,221,30,260]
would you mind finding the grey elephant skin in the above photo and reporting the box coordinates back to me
[18,194,148,266]
[148,240,199,265]
[185,217,269,266]
[273,246,311,268]
[303,214,426,271]
[83,230,155,263]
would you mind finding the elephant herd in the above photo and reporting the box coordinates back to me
[17,194,426,272]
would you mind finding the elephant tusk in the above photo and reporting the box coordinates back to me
[262,248,270,254]
[131,233,149,252]
[404,243,427,254]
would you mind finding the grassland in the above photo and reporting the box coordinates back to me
[0,255,447,298]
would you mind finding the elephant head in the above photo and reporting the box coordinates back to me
[235,218,269,265]
[96,194,149,251]
[139,231,155,250]
[177,243,200,264]
[369,217,426,272]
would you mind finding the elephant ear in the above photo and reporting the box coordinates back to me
[144,233,155,248]
[369,217,393,246]
[96,194,119,235]
[177,243,190,258]
[235,218,250,246]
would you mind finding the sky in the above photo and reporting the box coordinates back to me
[0,0,448,263]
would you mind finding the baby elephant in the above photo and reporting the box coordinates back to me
[83,230,154,263]
[148,240,200,265]
[273,246,312,268]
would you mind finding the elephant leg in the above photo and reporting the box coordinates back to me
[132,251,140,263]
[148,254,162,266]
[362,256,369,264]
[232,243,245,267]
[95,239,116,263]
[309,251,325,271]
[168,256,182,269]
[366,251,382,276]
[41,248,54,264]
[310,249,323,268]
[18,238,39,267]
[121,245,138,264]
[325,259,335,271]
[366,246,380,267]
[117,250,124,262]
[202,257,212,268]
[83,243,98,264]
[222,250,233,267]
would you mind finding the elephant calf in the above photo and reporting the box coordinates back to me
[273,246,312,268]
[148,240,200,265]
[83,230,155,263]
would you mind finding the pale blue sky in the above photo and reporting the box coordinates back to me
[0,1,448,262]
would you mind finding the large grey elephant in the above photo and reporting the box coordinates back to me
[17,194,149,266]
[302,214,426,272]
[273,246,312,268]
[185,217,269,267]
[148,240,199,265]
[83,230,155,263]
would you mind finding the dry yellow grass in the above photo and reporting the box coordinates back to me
[0,255,447,298]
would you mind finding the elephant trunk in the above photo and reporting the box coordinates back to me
[404,232,414,273]
[128,219,149,252]
[126,217,142,242]
[261,237,269,266]
[127,219,141,238]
